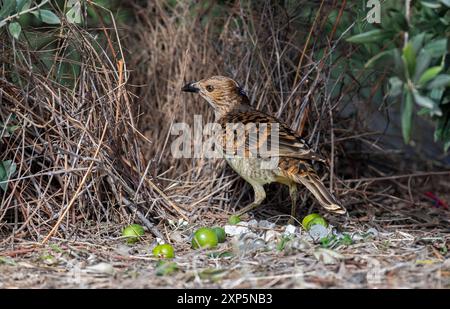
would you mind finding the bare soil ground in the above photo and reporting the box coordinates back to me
[1,197,449,289]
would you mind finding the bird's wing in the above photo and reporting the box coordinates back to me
[218,110,326,162]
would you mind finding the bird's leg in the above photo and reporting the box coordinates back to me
[288,184,298,225]
[235,183,266,217]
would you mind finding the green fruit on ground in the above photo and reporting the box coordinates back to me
[302,214,327,230]
[152,244,175,259]
[212,227,226,243]
[191,228,218,249]
[228,215,241,225]
[122,224,145,244]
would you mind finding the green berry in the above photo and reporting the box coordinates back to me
[122,224,145,244]
[191,228,218,249]
[302,214,327,230]
[152,244,175,259]
[212,227,226,243]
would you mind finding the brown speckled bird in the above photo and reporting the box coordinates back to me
[182,76,346,223]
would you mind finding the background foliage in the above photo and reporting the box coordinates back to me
[346,0,450,150]
[0,0,449,240]
[2,1,449,151]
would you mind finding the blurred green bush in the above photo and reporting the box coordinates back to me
[2,0,449,151]
[0,0,132,87]
[346,0,450,150]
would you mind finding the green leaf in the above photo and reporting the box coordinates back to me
[8,21,21,40]
[402,90,413,144]
[392,48,404,77]
[429,87,444,102]
[412,89,442,116]
[346,29,391,44]
[5,160,17,179]
[365,49,394,68]
[418,66,442,85]
[16,0,31,12]
[384,10,408,32]
[410,33,425,53]
[434,105,450,151]
[427,74,450,89]
[418,107,430,116]
[0,0,16,20]
[424,38,448,58]
[412,89,436,108]
[421,0,442,8]
[0,123,19,137]
[443,94,450,105]
[32,9,60,24]
[276,236,292,251]
[445,141,450,152]
[413,50,432,83]
[388,77,404,97]
[66,1,82,24]
[8,125,19,134]
[320,235,336,248]
[440,0,450,7]
[339,234,353,246]
[0,160,17,192]
[402,43,416,78]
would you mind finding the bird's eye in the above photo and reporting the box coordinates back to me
[206,85,214,92]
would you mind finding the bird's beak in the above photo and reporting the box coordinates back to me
[181,82,200,93]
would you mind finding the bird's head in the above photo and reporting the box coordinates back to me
[181,76,249,119]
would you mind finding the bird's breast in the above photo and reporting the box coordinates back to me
[224,156,277,185]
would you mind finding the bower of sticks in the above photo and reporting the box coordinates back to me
[0,1,449,288]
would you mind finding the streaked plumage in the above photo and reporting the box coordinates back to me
[182,76,346,222]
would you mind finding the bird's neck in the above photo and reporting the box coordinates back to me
[213,95,251,120]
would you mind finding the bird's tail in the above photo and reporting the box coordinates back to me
[293,172,346,214]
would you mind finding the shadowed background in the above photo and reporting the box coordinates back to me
[0,0,449,241]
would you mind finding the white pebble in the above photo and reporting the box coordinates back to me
[252,239,267,250]
[86,262,114,275]
[247,219,258,228]
[264,230,281,242]
[366,228,379,238]
[283,224,298,236]
[351,233,364,241]
[258,220,275,229]
[224,224,250,236]
[308,224,329,242]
